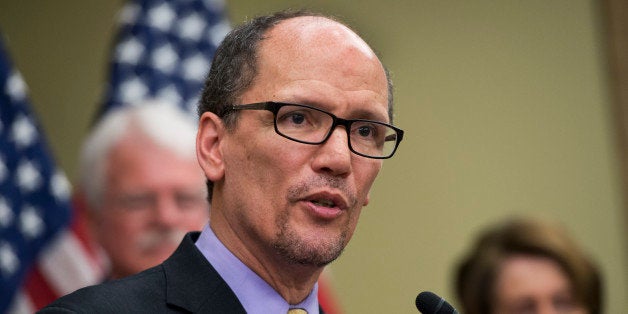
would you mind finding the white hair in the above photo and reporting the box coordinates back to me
[79,99,199,208]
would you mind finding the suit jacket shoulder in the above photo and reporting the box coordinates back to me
[38,232,246,314]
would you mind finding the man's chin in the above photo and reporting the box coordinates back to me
[274,235,347,267]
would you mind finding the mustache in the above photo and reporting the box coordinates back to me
[135,229,187,252]
[287,176,357,207]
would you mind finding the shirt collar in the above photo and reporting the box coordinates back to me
[195,224,319,314]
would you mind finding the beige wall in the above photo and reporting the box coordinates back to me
[1,1,626,313]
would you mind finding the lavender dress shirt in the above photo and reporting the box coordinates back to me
[195,224,320,314]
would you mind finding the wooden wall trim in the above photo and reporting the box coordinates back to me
[602,0,628,245]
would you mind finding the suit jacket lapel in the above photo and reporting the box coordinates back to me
[162,232,247,313]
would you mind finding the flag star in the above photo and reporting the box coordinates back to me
[16,160,41,193]
[157,85,182,104]
[11,114,37,149]
[148,2,176,32]
[182,53,210,82]
[119,77,149,103]
[177,13,206,41]
[51,170,71,202]
[116,37,145,64]
[20,205,44,240]
[6,71,27,102]
[208,19,231,47]
[152,43,179,74]
[0,242,19,277]
[0,197,13,228]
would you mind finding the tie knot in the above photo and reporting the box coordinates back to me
[287,308,308,314]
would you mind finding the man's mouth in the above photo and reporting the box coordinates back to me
[311,199,336,208]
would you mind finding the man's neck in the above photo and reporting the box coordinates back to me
[209,218,323,304]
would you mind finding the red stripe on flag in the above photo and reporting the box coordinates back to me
[23,266,58,310]
[318,275,342,314]
[23,197,105,310]
[70,194,99,258]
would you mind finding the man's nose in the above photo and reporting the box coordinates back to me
[311,126,352,176]
[152,196,181,227]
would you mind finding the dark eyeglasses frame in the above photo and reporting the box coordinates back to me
[228,101,404,159]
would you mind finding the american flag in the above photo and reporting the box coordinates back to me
[0,35,99,313]
[5,0,232,312]
[98,0,231,118]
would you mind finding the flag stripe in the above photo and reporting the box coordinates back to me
[7,291,35,314]
[23,267,56,310]
[38,229,104,296]
[318,269,342,314]
[68,197,99,257]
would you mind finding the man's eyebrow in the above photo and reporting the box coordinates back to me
[346,108,389,122]
[287,98,389,122]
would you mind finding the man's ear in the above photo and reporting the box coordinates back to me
[196,111,225,182]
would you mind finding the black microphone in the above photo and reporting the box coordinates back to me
[415,291,459,314]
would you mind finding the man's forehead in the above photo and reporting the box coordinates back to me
[268,16,377,59]
[244,15,389,118]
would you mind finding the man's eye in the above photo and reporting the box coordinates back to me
[288,113,305,124]
[278,110,312,128]
[116,195,153,211]
[353,123,381,140]
[176,194,206,210]
[357,125,375,137]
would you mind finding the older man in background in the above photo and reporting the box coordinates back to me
[76,101,209,279]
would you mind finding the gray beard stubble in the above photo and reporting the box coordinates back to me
[272,176,355,266]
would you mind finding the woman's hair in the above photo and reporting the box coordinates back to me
[454,217,602,314]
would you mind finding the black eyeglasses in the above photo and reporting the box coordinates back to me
[229,102,404,159]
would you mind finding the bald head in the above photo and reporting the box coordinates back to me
[273,16,378,58]
[199,10,392,121]
[240,16,388,112]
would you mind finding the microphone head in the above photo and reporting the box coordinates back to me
[415,291,458,314]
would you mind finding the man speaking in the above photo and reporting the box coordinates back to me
[40,9,404,313]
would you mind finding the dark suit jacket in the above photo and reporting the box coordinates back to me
[38,232,247,313]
